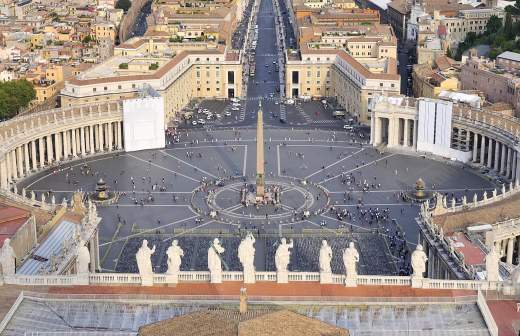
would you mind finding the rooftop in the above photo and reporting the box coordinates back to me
[0,203,30,248]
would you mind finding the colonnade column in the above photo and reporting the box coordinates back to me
[487,138,493,168]
[479,135,486,165]
[494,140,500,171]
[507,238,515,265]
[5,150,11,182]
[11,150,17,180]
[0,159,7,189]
[117,122,123,150]
[89,126,95,154]
[108,122,113,151]
[403,119,410,147]
[71,128,77,157]
[506,146,513,178]
[472,132,478,162]
[412,120,417,148]
[80,127,86,155]
[99,123,104,151]
[16,147,23,177]
[95,125,100,151]
[501,143,507,175]
[23,143,30,174]
[38,138,45,168]
[55,132,62,161]
[513,151,518,182]
[46,135,53,164]
[31,141,37,171]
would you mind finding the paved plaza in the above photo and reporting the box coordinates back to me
[19,127,495,274]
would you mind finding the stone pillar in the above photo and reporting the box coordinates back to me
[71,128,77,157]
[46,135,53,163]
[412,120,418,148]
[16,146,23,177]
[80,127,86,155]
[11,150,18,179]
[54,132,62,161]
[63,130,69,159]
[89,234,96,273]
[517,236,520,265]
[95,124,101,151]
[108,122,113,151]
[89,125,95,153]
[487,138,493,168]
[370,114,376,144]
[38,138,45,168]
[0,159,7,189]
[507,147,513,179]
[374,117,382,145]
[5,150,11,182]
[99,123,104,151]
[403,119,410,147]
[117,122,123,150]
[494,141,500,171]
[30,141,37,171]
[472,132,478,162]
[507,237,515,265]
[501,143,507,175]
[480,135,486,165]
[23,143,30,174]
[512,151,518,182]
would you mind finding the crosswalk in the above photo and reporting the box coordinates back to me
[312,120,340,124]
[279,104,287,121]
[239,104,246,121]
[295,104,313,124]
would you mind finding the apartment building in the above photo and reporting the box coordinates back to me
[412,55,459,98]
[460,52,520,116]
[285,48,400,123]
[61,42,242,121]
[497,51,520,72]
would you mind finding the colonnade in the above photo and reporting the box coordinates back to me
[468,131,518,181]
[495,237,520,266]
[371,115,417,148]
[0,121,124,189]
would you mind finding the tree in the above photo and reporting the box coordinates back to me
[0,80,35,119]
[119,63,128,69]
[116,0,131,12]
[82,35,92,44]
[446,45,453,59]
[486,15,502,35]
[504,12,514,39]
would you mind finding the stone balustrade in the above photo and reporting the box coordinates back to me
[1,271,512,294]
[429,180,520,216]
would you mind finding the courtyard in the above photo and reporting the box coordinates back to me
[18,127,495,275]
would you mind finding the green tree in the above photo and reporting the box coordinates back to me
[116,0,131,12]
[446,45,453,59]
[82,35,92,44]
[486,15,502,35]
[504,12,514,39]
[0,80,35,119]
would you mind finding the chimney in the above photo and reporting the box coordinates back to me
[239,288,248,314]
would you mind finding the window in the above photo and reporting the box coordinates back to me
[104,86,107,91]
[118,85,122,89]
[227,71,235,84]
[93,88,96,92]
[380,83,384,87]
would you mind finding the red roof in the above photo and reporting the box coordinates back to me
[487,300,520,336]
[0,204,31,248]
[448,232,485,266]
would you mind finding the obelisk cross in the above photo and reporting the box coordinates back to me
[256,101,265,201]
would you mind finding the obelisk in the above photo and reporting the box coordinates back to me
[256,101,265,201]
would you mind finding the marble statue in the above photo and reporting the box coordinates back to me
[76,240,90,275]
[166,240,184,275]
[343,242,359,279]
[275,238,293,272]
[0,238,16,276]
[411,244,428,279]
[319,240,333,274]
[486,244,499,282]
[136,239,156,276]
[238,233,256,283]
[208,238,225,283]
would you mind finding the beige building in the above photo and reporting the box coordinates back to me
[412,55,460,98]
[61,42,242,121]
[460,53,520,116]
[285,48,400,124]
